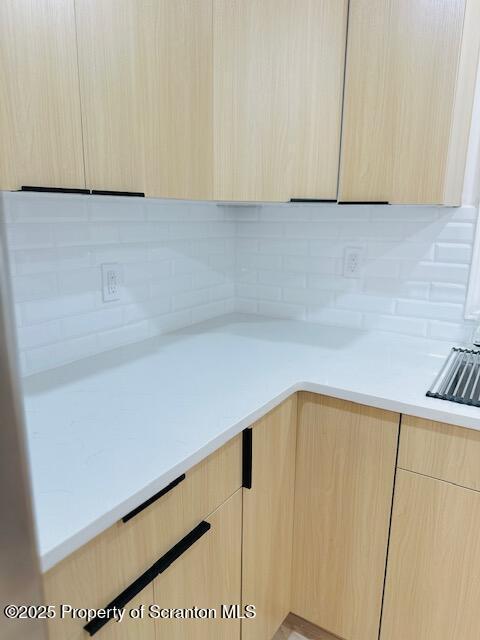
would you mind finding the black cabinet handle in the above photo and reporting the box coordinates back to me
[290,198,336,203]
[84,520,211,636]
[242,428,253,489]
[337,200,389,205]
[122,474,186,523]
[21,185,89,195]
[91,190,145,197]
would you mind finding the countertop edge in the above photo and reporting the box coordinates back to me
[39,379,480,573]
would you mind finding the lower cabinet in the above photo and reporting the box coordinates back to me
[292,394,399,640]
[152,489,242,640]
[381,470,480,640]
[242,395,298,640]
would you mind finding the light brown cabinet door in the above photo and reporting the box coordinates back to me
[44,435,241,640]
[0,0,85,191]
[242,395,298,640]
[292,394,399,640]
[152,490,242,640]
[381,470,480,640]
[75,0,213,198]
[214,0,348,202]
[339,0,480,205]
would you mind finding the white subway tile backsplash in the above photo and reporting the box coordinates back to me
[430,283,467,304]
[61,307,124,339]
[237,283,282,302]
[395,299,464,322]
[4,193,236,375]
[96,320,153,352]
[401,261,470,284]
[17,321,62,350]
[25,335,98,374]
[22,292,97,325]
[3,194,477,375]
[12,273,57,302]
[434,243,472,263]
[335,293,395,315]
[282,287,333,306]
[235,203,476,343]
[7,223,54,249]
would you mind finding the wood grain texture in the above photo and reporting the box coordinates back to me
[0,0,85,190]
[381,470,480,640]
[444,0,480,205]
[76,0,213,198]
[339,0,473,205]
[292,394,399,640]
[399,415,480,491]
[242,395,298,640]
[75,0,145,193]
[213,0,347,202]
[338,0,392,202]
[141,0,213,199]
[152,489,242,640]
[44,435,241,640]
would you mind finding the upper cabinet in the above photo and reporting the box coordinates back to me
[1,1,479,203]
[339,0,480,205]
[75,0,213,198]
[75,0,146,194]
[213,0,348,202]
[0,0,85,191]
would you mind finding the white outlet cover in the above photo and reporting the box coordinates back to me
[343,246,364,279]
[101,263,122,302]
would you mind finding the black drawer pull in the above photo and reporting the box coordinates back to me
[290,198,336,203]
[122,474,186,523]
[91,190,145,197]
[337,200,389,205]
[242,428,253,489]
[21,185,90,195]
[84,520,211,636]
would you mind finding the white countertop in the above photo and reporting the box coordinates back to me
[22,314,480,572]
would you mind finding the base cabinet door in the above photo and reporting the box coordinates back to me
[152,490,242,640]
[381,470,480,640]
[242,396,298,640]
[292,394,399,640]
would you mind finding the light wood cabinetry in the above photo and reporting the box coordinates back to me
[75,0,213,198]
[142,0,213,200]
[292,394,399,640]
[75,0,145,194]
[44,435,241,640]
[242,396,298,640]
[381,470,480,640]
[339,0,480,205]
[213,0,348,202]
[0,0,85,191]
[152,490,242,640]
[399,415,480,491]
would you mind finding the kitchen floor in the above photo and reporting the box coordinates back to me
[274,615,339,640]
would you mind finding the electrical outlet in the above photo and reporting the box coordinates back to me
[101,263,122,302]
[343,247,363,278]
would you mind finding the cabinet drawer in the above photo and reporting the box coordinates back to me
[399,415,480,491]
[44,434,242,640]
